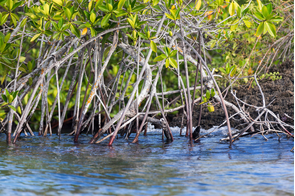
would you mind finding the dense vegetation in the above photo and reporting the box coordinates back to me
[0,0,293,145]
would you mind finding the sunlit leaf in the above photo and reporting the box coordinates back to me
[20,18,27,28]
[30,33,41,42]
[165,13,175,20]
[195,0,201,10]
[229,2,235,16]
[150,40,157,53]
[53,0,63,6]
[165,59,169,68]
[243,19,251,28]
[19,56,26,62]
[168,58,177,68]
[8,105,16,112]
[207,103,214,112]
[256,0,263,11]
[90,12,96,23]
[152,0,159,6]
[117,0,125,10]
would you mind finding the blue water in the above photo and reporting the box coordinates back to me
[0,127,293,195]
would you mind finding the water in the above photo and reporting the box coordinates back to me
[0,126,293,196]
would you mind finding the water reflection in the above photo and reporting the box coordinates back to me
[0,127,293,196]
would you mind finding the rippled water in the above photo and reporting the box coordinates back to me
[0,126,293,196]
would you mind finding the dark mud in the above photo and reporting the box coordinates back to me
[170,61,294,130]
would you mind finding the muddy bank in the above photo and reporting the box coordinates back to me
[169,61,294,130]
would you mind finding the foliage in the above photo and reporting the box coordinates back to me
[0,0,291,143]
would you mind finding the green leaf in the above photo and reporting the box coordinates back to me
[58,18,64,28]
[154,54,166,62]
[262,6,269,18]
[117,0,125,10]
[165,59,169,68]
[1,14,9,25]
[230,66,236,77]
[8,0,13,10]
[266,3,272,14]
[18,67,27,73]
[256,0,263,11]
[210,40,216,48]
[195,0,201,10]
[127,34,135,40]
[98,5,110,12]
[206,90,210,99]
[106,3,113,11]
[70,24,80,38]
[150,40,157,53]
[17,106,21,114]
[90,12,96,23]
[11,1,22,11]
[132,5,145,12]
[8,94,13,103]
[88,0,93,11]
[269,16,283,23]
[254,11,265,20]
[236,6,241,17]
[53,0,63,6]
[95,0,104,8]
[114,10,128,17]
[229,1,235,16]
[168,58,177,68]
[44,3,50,15]
[30,33,41,42]
[263,21,268,34]
[12,91,18,99]
[11,14,17,27]
[211,89,215,97]
[90,27,96,37]
[169,50,177,57]
[265,21,276,37]
[8,105,16,112]
[28,61,33,71]
[1,94,7,102]
[200,97,208,104]
[64,7,72,20]
[243,19,251,28]
[5,89,9,97]
[138,32,148,39]
[20,18,27,27]
[152,0,159,6]
[24,94,28,104]
[256,22,264,36]
[4,33,10,42]
[101,13,111,27]
[163,47,170,56]
[165,13,175,20]
[19,56,26,62]
[207,103,214,112]
[127,18,135,28]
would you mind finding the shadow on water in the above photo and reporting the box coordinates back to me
[0,126,293,196]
